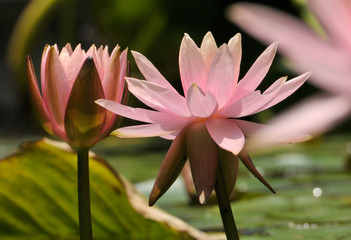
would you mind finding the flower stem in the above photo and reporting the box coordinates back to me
[215,166,240,240]
[77,148,93,240]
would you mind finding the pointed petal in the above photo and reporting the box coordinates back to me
[238,150,275,193]
[186,122,218,204]
[236,42,277,98]
[126,78,190,117]
[200,32,218,70]
[101,47,127,135]
[26,56,53,134]
[228,33,242,83]
[179,34,207,95]
[40,44,50,86]
[112,123,178,138]
[206,118,245,155]
[62,43,73,55]
[186,84,218,118]
[206,44,235,108]
[126,77,166,111]
[222,76,287,118]
[96,99,189,125]
[258,72,310,111]
[149,129,187,206]
[64,57,106,148]
[59,44,72,65]
[131,51,177,91]
[102,45,123,101]
[64,44,86,83]
[218,148,239,195]
[42,46,70,129]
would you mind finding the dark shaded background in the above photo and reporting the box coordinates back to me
[0,0,345,140]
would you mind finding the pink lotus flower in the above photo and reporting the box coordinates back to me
[27,44,127,149]
[97,32,310,204]
[227,1,351,144]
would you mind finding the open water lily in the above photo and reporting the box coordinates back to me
[97,32,310,240]
[97,32,310,205]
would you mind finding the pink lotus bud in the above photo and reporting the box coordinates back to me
[27,44,128,148]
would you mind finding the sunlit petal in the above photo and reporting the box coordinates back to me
[235,42,278,100]
[200,31,218,70]
[207,44,235,108]
[112,123,178,138]
[126,78,190,117]
[43,46,70,129]
[228,33,242,83]
[179,34,207,95]
[206,118,245,155]
[186,84,218,118]
[132,51,177,91]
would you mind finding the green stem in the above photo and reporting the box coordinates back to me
[77,148,93,240]
[215,166,240,240]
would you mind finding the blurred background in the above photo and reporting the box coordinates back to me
[3,0,348,140]
[1,1,351,238]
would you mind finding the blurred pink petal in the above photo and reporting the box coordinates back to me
[247,95,351,150]
[228,2,351,96]
[309,0,351,54]
[228,1,351,144]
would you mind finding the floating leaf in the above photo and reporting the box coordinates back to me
[0,139,207,239]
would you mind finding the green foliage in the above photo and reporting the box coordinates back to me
[0,139,195,239]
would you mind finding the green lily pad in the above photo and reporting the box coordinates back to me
[110,136,351,240]
[0,139,208,240]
